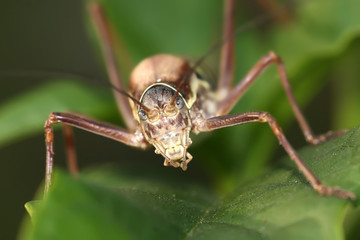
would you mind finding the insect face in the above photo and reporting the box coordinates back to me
[138,84,193,169]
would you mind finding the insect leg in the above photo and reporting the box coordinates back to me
[88,3,137,130]
[197,111,356,200]
[217,0,236,94]
[44,112,148,195]
[62,125,78,176]
[216,51,345,145]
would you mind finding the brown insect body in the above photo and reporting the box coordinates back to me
[43,2,356,200]
[129,54,214,170]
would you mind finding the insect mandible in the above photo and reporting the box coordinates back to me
[43,0,356,200]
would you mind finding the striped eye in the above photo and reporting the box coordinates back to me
[138,109,147,121]
[175,96,184,109]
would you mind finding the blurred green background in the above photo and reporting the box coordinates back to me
[1,0,360,239]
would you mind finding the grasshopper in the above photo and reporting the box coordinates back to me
[44,0,355,200]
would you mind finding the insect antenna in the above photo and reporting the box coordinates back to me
[170,1,296,105]
[0,69,150,112]
[106,80,150,112]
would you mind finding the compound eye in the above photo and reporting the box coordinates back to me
[175,96,184,109]
[138,109,147,121]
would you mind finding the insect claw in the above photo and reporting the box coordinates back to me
[315,185,357,201]
[180,162,187,171]
[163,159,181,168]
[163,159,170,167]
[171,161,180,168]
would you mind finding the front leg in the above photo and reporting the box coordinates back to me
[44,112,148,195]
[197,111,356,200]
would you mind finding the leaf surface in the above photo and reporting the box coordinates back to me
[21,127,360,240]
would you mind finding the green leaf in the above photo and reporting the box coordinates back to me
[21,127,360,240]
[0,80,117,147]
[24,201,42,219]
